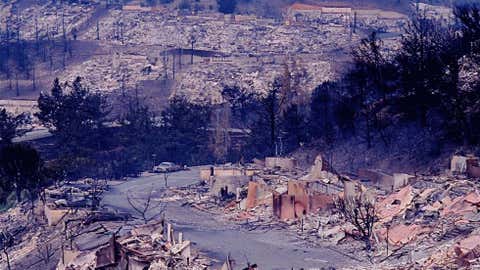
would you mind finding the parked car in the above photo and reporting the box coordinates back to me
[153,162,182,173]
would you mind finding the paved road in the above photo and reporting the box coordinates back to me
[13,128,52,142]
[102,167,355,269]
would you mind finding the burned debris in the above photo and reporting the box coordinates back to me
[1,0,479,269]
[0,178,211,270]
[43,179,108,226]
[166,153,480,269]
[1,0,406,103]
[1,151,480,269]
[58,220,207,270]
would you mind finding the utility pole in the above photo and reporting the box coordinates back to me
[62,8,67,52]
[120,21,124,45]
[189,28,197,65]
[62,50,66,69]
[190,36,195,64]
[35,16,39,51]
[386,224,390,257]
[96,21,100,40]
[32,65,36,92]
[353,12,357,34]
[172,53,176,80]
[163,50,168,80]
[179,47,183,69]
[14,4,20,42]
[15,73,19,96]
[121,74,126,96]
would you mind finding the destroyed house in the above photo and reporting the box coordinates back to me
[273,180,336,220]
[59,221,194,269]
[343,179,365,198]
[244,180,272,209]
[451,155,480,178]
[122,5,165,12]
[210,174,249,199]
[200,166,258,181]
[42,180,109,226]
[201,166,259,199]
[358,169,413,192]
[286,3,352,23]
[355,9,406,20]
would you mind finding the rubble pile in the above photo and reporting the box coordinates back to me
[43,179,108,226]
[0,205,53,269]
[59,52,163,92]
[0,179,110,269]
[0,1,98,40]
[2,1,409,105]
[173,57,331,103]
[43,180,211,270]
[1,2,407,102]
[82,11,361,55]
[169,154,480,269]
[415,2,453,21]
[171,157,342,231]
[3,153,479,269]
[0,179,212,270]
[354,12,406,33]
[58,220,210,270]
[283,154,480,268]
[76,9,361,101]
[396,175,480,269]
[286,3,407,33]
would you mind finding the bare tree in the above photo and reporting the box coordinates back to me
[89,178,106,211]
[0,231,14,270]
[34,242,56,266]
[126,185,166,224]
[335,191,377,251]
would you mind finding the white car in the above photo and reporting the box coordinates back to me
[153,162,182,173]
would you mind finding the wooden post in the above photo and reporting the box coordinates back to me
[236,187,241,209]
[386,224,390,257]
[167,223,172,243]
[301,216,304,233]
[61,244,64,265]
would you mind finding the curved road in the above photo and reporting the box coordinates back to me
[102,167,354,269]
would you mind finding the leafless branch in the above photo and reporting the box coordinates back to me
[126,185,166,224]
[335,192,377,251]
[0,231,14,270]
[34,242,56,266]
